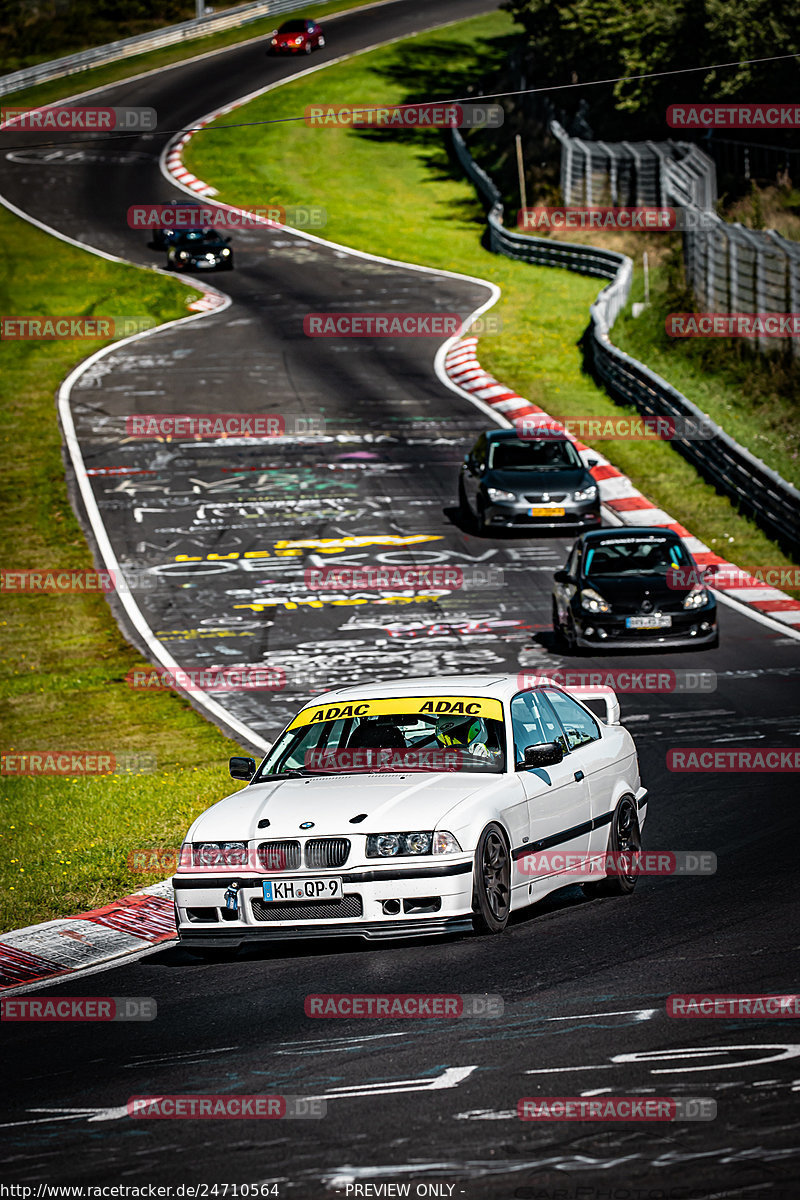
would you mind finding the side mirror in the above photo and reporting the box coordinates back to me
[553,569,572,584]
[520,739,563,768]
[229,756,256,781]
[225,236,232,244]
[586,458,598,468]
[702,566,716,580]
[521,741,564,769]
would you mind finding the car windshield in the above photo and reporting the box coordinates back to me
[278,20,307,32]
[584,537,691,577]
[489,440,580,470]
[256,696,506,777]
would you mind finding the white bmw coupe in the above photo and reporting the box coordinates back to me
[173,675,647,949]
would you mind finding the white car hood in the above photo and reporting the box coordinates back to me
[187,772,495,842]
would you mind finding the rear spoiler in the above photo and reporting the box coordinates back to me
[567,685,621,726]
[517,676,621,725]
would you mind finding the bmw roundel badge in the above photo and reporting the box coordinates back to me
[299,821,315,829]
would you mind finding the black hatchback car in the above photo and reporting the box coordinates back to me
[166,230,233,271]
[552,527,718,651]
[459,429,601,534]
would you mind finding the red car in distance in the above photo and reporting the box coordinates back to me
[268,18,325,55]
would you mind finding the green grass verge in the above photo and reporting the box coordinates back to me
[184,10,799,584]
[0,207,247,934]
[3,0,380,110]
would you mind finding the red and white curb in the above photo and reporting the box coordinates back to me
[0,882,175,995]
[445,338,800,629]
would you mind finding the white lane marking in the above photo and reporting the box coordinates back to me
[0,1105,130,1128]
[712,587,800,642]
[545,1007,657,1022]
[525,1044,800,1076]
[305,1065,478,1100]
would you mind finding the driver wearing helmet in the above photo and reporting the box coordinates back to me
[435,713,493,760]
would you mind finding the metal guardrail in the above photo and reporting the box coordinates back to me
[0,0,314,97]
[451,127,800,554]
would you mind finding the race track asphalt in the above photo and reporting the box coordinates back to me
[1,1,799,1193]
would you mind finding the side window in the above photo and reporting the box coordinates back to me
[510,693,545,763]
[544,689,600,751]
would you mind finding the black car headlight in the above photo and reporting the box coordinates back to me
[580,587,610,613]
[683,586,708,610]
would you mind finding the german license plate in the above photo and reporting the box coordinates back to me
[262,877,343,902]
[626,615,672,630]
[529,506,565,517]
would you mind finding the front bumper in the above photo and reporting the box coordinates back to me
[483,497,601,530]
[174,858,475,945]
[573,607,717,649]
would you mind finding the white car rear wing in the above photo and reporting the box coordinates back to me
[517,676,621,726]
[568,685,621,726]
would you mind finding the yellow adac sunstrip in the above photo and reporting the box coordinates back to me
[288,695,504,730]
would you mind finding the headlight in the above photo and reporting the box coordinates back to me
[192,841,247,868]
[580,587,610,613]
[221,248,231,256]
[177,250,189,260]
[683,586,708,609]
[366,831,433,858]
[573,484,598,502]
[271,37,277,44]
[486,487,517,502]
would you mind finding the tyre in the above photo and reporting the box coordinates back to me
[583,795,642,898]
[472,823,511,934]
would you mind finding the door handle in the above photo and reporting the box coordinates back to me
[574,770,585,782]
